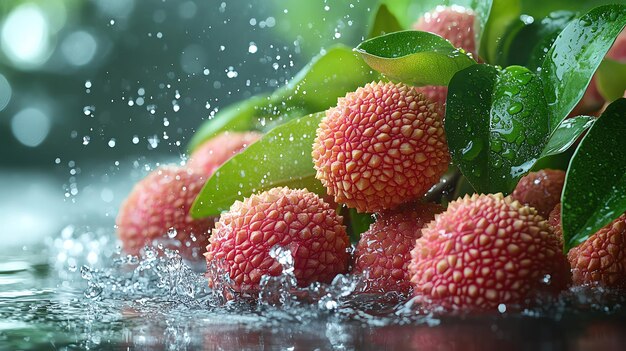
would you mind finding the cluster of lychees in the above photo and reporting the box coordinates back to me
[116,7,626,313]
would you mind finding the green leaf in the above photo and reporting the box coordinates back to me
[355,30,476,86]
[345,208,374,243]
[561,98,626,251]
[188,45,376,152]
[472,0,494,50]
[478,0,514,63]
[539,115,595,158]
[367,4,404,39]
[446,64,550,194]
[497,11,577,69]
[520,0,620,19]
[596,58,626,102]
[540,4,626,128]
[187,94,271,152]
[273,45,377,113]
[191,113,325,218]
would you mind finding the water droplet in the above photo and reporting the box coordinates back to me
[508,102,523,114]
[167,227,177,238]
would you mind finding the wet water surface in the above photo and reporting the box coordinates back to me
[1,220,625,351]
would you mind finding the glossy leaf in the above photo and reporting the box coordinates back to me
[479,0,517,63]
[561,99,626,251]
[346,209,374,243]
[446,64,550,194]
[497,11,577,69]
[367,4,403,39]
[191,113,325,218]
[356,30,476,86]
[539,115,595,158]
[272,45,377,112]
[596,58,626,102]
[540,4,626,128]
[520,0,620,19]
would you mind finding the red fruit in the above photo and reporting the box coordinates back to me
[549,204,626,289]
[509,169,565,218]
[204,187,349,295]
[352,202,443,294]
[409,194,570,312]
[413,6,477,59]
[312,81,449,213]
[416,85,448,116]
[187,131,262,176]
[116,166,215,259]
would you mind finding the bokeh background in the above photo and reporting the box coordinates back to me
[0,0,378,256]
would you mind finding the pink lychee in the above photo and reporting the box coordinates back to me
[116,166,216,259]
[352,202,443,294]
[413,6,477,59]
[204,187,349,295]
[510,169,565,218]
[312,81,449,213]
[549,204,626,290]
[409,194,570,312]
[187,131,262,176]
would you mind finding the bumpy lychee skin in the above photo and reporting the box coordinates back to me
[416,86,448,116]
[187,131,262,176]
[204,187,349,295]
[312,81,449,213]
[409,194,570,312]
[116,166,216,259]
[510,169,565,218]
[549,204,626,290]
[413,6,477,58]
[352,202,443,294]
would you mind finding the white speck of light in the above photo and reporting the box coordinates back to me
[84,80,92,89]
[0,74,12,112]
[108,138,116,148]
[1,4,50,68]
[248,42,258,54]
[11,107,50,147]
[61,30,98,66]
[132,135,139,144]
[226,67,238,78]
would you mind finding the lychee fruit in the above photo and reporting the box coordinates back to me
[116,166,216,259]
[509,169,565,218]
[409,194,570,312]
[549,204,626,290]
[204,187,349,295]
[413,6,477,59]
[352,202,443,294]
[312,81,449,213]
[187,131,262,176]
[416,85,448,116]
